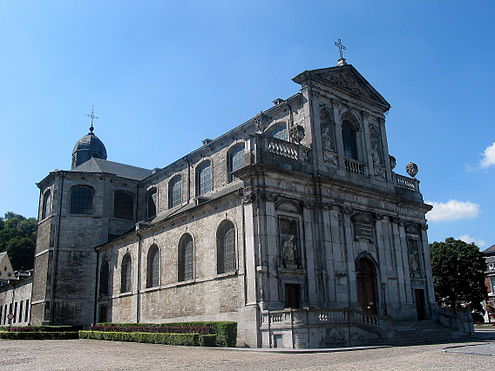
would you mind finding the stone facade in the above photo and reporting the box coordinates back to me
[0,275,32,326]
[30,61,440,348]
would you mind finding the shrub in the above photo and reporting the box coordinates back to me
[0,331,79,340]
[199,334,217,347]
[79,330,199,345]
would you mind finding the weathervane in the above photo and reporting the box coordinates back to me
[334,38,347,66]
[86,105,99,133]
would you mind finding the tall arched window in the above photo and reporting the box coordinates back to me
[41,190,51,219]
[120,254,131,293]
[146,244,159,288]
[269,125,288,141]
[342,120,358,160]
[146,188,157,219]
[196,161,212,196]
[114,191,134,219]
[217,220,236,274]
[228,144,245,182]
[168,176,182,208]
[178,234,193,282]
[99,261,109,296]
[70,186,94,214]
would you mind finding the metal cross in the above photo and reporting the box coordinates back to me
[86,105,99,132]
[334,39,346,59]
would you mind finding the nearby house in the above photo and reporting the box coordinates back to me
[482,244,495,323]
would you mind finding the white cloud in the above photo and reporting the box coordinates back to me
[480,142,495,168]
[426,200,480,222]
[458,234,486,248]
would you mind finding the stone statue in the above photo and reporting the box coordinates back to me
[371,143,381,165]
[321,127,333,150]
[389,155,397,170]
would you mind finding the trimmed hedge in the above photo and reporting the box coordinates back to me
[0,331,79,340]
[90,325,212,334]
[96,321,237,347]
[79,330,209,346]
[3,325,81,332]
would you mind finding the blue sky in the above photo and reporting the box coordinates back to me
[1,1,494,249]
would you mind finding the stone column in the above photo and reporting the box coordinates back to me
[420,225,436,306]
[390,217,407,304]
[302,205,317,307]
[332,98,345,171]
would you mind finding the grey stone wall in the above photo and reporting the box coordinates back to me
[0,278,32,326]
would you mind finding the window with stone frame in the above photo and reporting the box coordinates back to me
[196,161,212,196]
[217,220,236,274]
[114,191,134,220]
[228,144,245,182]
[146,187,157,219]
[178,234,193,282]
[120,254,131,293]
[41,190,51,219]
[342,120,358,160]
[269,124,288,141]
[168,176,182,208]
[279,217,299,269]
[146,244,159,288]
[70,186,94,214]
[99,261,110,296]
[285,283,300,308]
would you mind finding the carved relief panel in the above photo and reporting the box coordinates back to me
[352,212,375,242]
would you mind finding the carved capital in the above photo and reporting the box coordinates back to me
[361,110,369,120]
[330,97,341,108]
[374,213,384,221]
[377,117,385,125]
[420,224,428,231]
[391,216,404,226]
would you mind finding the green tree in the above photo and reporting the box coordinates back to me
[0,211,37,271]
[430,237,488,313]
[6,236,35,270]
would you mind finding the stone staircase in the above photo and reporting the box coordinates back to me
[385,320,473,346]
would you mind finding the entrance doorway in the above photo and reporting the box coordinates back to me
[415,289,426,320]
[356,258,377,314]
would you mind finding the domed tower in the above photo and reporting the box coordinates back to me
[71,108,107,168]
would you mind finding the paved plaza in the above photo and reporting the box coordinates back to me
[0,336,494,371]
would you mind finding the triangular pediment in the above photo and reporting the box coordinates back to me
[292,65,390,111]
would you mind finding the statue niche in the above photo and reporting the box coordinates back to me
[279,217,299,269]
[320,107,338,166]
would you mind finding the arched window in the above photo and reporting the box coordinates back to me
[178,234,193,282]
[146,188,157,219]
[168,176,182,208]
[228,144,245,182]
[70,186,94,214]
[114,191,134,219]
[196,161,212,196]
[269,125,288,141]
[342,120,358,160]
[120,254,131,293]
[41,190,51,219]
[146,245,159,288]
[99,261,109,296]
[217,220,236,274]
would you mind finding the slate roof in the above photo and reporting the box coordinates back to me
[484,244,495,256]
[71,157,152,181]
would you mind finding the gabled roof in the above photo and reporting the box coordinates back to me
[483,244,495,255]
[292,64,391,111]
[0,252,15,281]
[71,158,152,181]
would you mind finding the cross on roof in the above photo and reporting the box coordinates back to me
[334,39,346,59]
[86,105,99,133]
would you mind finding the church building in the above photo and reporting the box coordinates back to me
[31,52,439,348]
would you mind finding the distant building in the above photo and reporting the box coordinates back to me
[482,245,495,322]
[0,252,32,326]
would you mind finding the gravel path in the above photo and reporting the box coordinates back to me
[0,339,494,370]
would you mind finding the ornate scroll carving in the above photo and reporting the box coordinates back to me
[254,112,271,133]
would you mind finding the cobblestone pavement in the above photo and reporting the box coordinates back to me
[1,339,495,371]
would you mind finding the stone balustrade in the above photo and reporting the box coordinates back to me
[394,174,418,192]
[344,158,366,175]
